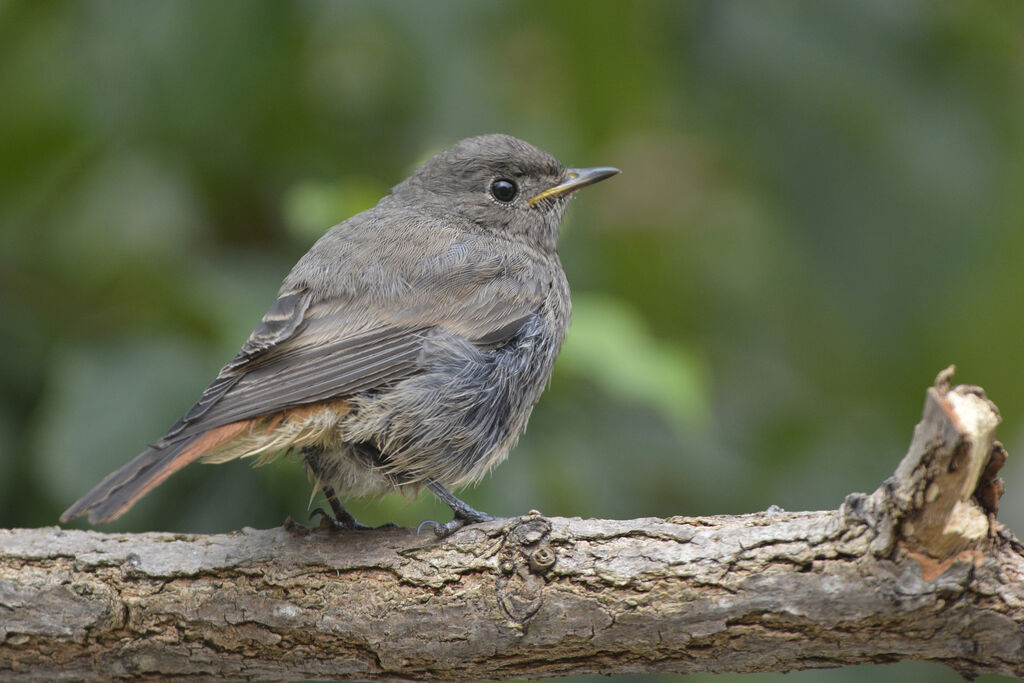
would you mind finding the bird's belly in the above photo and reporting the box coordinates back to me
[338,316,560,491]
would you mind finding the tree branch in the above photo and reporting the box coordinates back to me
[2,369,1020,680]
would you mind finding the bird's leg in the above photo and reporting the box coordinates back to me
[309,483,376,531]
[303,448,387,531]
[418,478,506,537]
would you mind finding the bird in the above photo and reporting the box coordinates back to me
[60,134,619,535]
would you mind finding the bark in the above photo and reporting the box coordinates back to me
[1,369,1021,681]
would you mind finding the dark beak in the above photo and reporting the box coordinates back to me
[528,166,621,206]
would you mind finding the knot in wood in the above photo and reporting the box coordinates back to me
[528,546,556,573]
[495,517,553,625]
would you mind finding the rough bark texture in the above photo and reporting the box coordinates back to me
[1,371,1021,681]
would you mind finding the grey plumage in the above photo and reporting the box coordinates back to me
[60,134,618,529]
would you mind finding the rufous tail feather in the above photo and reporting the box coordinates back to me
[60,420,254,525]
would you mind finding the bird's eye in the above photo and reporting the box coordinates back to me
[490,178,518,203]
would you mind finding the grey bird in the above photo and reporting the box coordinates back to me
[60,134,619,535]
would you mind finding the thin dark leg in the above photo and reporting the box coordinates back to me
[304,448,387,531]
[322,485,356,525]
[309,483,375,531]
[417,478,505,537]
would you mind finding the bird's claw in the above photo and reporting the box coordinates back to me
[417,511,504,537]
[417,518,462,537]
[310,507,356,530]
[417,479,506,537]
[309,506,394,531]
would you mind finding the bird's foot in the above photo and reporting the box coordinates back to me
[309,507,396,532]
[416,509,505,537]
[307,480,397,531]
[417,479,506,537]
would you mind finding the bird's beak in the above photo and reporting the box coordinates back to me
[528,166,621,206]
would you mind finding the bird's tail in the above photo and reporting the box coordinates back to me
[60,420,254,525]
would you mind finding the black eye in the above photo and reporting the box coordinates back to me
[490,178,518,203]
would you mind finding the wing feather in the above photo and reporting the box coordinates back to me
[160,300,536,442]
[173,328,428,437]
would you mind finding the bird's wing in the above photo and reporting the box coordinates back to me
[162,284,541,442]
[60,282,539,525]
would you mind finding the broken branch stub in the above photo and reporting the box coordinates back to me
[885,367,1006,567]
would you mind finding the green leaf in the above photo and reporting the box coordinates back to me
[558,293,708,431]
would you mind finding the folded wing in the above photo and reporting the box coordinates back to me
[61,280,538,524]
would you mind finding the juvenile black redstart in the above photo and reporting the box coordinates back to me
[60,134,619,535]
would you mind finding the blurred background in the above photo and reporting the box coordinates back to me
[2,1,1022,681]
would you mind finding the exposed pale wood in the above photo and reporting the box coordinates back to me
[1,372,1019,681]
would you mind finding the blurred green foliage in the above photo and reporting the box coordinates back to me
[2,2,1023,681]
